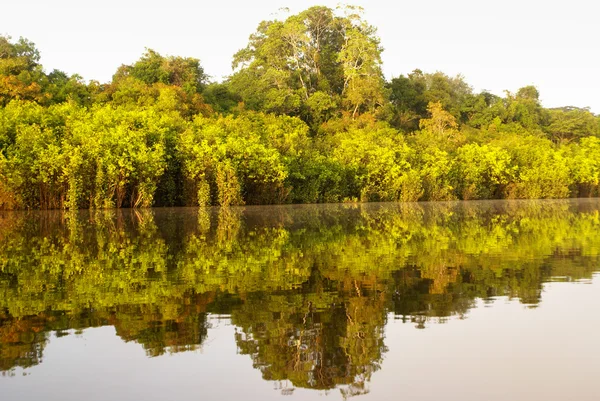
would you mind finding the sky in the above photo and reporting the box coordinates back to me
[2,0,598,112]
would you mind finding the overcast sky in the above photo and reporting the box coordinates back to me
[2,0,598,112]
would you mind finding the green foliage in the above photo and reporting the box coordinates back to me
[0,36,47,106]
[452,144,514,200]
[178,112,296,206]
[202,82,241,114]
[45,70,92,106]
[497,135,572,199]
[388,70,474,130]
[387,70,427,131]
[546,107,599,143]
[569,136,600,197]
[416,101,464,150]
[505,86,547,130]
[229,6,385,127]
[118,49,207,95]
[1,8,600,209]
[327,124,415,201]
[418,148,455,201]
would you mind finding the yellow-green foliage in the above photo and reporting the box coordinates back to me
[1,18,600,209]
[452,144,514,200]
[496,135,572,199]
[570,137,600,197]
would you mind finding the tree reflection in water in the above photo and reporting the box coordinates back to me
[1,200,600,394]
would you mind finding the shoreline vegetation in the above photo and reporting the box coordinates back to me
[1,6,599,210]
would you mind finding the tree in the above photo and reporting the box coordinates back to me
[229,6,385,127]
[421,72,472,120]
[0,36,47,105]
[387,70,473,130]
[569,136,600,196]
[497,135,572,199]
[545,107,599,143]
[116,49,208,95]
[328,124,419,202]
[505,86,547,131]
[45,70,92,106]
[337,8,385,118]
[415,101,464,151]
[178,112,296,206]
[452,144,514,199]
[387,70,427,131]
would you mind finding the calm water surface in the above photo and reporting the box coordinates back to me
[1,200,600,400]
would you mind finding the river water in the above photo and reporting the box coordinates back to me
[1,200,600,400]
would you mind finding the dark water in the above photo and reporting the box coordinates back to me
[1,200,600,400]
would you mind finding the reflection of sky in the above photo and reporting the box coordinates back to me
[2,278,600,401]
[0,0,598,112]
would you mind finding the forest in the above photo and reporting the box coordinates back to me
[1,5,600,210]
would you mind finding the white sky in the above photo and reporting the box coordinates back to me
[2,0,598,112]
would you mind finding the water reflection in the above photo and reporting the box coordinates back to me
[1,200,599,393]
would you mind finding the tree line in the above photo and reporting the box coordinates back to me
[1,6,599,209]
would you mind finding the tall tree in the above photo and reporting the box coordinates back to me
[545,107,599,143]
[229,6,385,127]
[0,36,47,105]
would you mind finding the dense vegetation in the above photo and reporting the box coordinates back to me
[1,6,600,210]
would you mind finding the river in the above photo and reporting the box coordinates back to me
[1,200,600,400]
